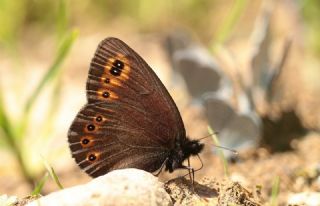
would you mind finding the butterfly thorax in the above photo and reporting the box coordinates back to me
[165,137,204,173]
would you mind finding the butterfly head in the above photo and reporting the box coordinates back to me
[165,137,204,173]
[183,138,205,156]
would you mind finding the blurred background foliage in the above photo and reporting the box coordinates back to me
[1,0,320,58]
[0,0,320,197]
[301,0,320,55]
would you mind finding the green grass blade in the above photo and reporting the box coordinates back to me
[0,90,15,141]
[50,166,64,190]
[24,29,78,114]
[56,0,69,40]
[269,176,280,206]
[40,76,63,139]
[0,87,35,186]
[32,172,49,196]
[207,126,230,177]
[211,0,249,52]
[42,157,64,189]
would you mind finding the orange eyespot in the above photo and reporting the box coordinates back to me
[87,152,100,162]
[103,77,110,84]
[97,90,118,100]
[95,116,103,122]
[80,136,95,147]
[102,91,110,98]
[86,124,95,131]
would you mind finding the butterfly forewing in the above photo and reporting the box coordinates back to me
[68,37,186,177]
[87,38,185,143]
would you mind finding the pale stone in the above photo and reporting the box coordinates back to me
[27,169,172,206]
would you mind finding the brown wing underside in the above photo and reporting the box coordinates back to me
[68,37,185,176]
[68,102,169,177]
[86,37,185,147]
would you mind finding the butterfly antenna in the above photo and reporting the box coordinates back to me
[197,132,219,141]
[213,145,238,154]
[198,133,238,154]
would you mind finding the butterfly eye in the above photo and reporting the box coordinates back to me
[102,91,110,98]
[87,124,95,131]
[95,116,103,122]
[88,154,97,161]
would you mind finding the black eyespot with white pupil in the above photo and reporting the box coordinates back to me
[110,68,121,76]
[88,154,96,161]
[87,124,95,131]
[110,60,124,76]
[113,60,124,69]
[82,138,90,145]
[104,78,110,84]
[96,116,103,122]
[102,91,110,98]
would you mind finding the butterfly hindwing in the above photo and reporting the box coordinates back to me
[68,102,170,177]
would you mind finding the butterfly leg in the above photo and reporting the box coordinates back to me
[187,158,194,185]
[178,160,195,192]
[154,157,168,177]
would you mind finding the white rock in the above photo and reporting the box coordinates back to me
[0,194,18,206]
[288,192,320,206]
[27,169,172,206]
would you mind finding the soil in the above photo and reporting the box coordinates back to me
[12,134,319,205]
[162,133,320,205]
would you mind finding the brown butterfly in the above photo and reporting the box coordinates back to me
[68,37,204,178]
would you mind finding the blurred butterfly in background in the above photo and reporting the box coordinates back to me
[165,2,305,152]
[68,37,204,178]
[165,32,261,152]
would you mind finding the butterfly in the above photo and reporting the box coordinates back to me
[68,37,204,178]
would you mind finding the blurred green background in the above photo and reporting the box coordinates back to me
[0,0,319,197]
